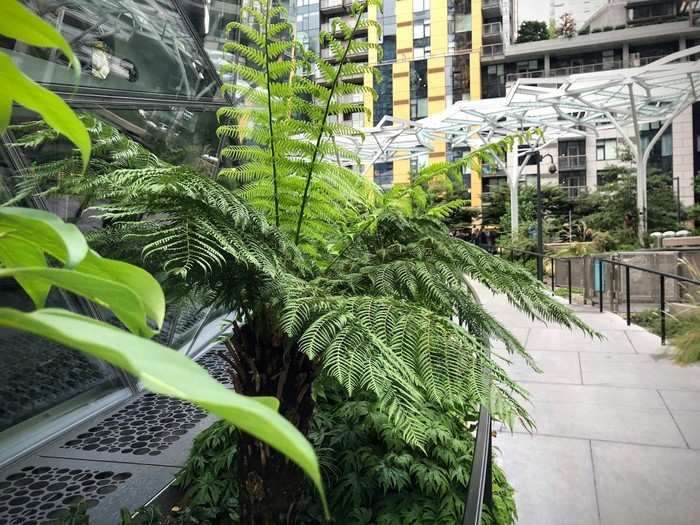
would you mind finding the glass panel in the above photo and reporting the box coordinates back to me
[605,139,617,160]
[6,1,220,100]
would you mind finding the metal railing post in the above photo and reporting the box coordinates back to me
[568,259,573,304]
[660,275,666,345]
[551,258,556,293]
[599,260,604,313]
[625,265,631,326]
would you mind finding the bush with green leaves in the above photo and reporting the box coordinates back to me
[304,381,517,525]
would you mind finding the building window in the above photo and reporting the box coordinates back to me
[661,133,672,157]
[413,19,430,58]
[410,59,428,119]
[374,64,393,125]
[413,0,430,14]
[596,139,618,161]
[410,153,429,177]
[374,162,394,189]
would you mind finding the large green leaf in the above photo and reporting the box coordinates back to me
[0,235,49,306]
[78,250,166,330]
[0,267,156,337]
[0,307,327,514]
[0,54,90,169]
[0,0,80,74]
[0,208,87,268]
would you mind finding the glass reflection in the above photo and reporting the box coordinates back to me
[8,1,220,99]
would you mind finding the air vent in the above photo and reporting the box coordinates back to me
[61,393,207,456]
[0,465,131,525]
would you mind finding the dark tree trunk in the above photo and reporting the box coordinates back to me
[223,318,315,525]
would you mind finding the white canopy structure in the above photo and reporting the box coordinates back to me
[339,46,700,241]
[509,45,700,241]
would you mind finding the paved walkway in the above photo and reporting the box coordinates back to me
[474,282,700,525]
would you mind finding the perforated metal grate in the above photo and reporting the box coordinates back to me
[196,346,234,387]
[60,393,207,456]
[0,465,132,524]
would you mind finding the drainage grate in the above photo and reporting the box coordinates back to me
[0,465,131,525]
[60,393,207,456]
[196,346,234,387]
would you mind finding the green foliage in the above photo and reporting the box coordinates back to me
[174,420,240,523]
[632,309,700,364]
[0,0,90,168]
[0,207,325,505]
[302,381,516,525]
[516,21,550,43]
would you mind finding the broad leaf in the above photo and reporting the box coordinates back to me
[78,250,166,330]
[0,307,327,513]
[0,235,49,306]
[0,207,87,268]
[0,267,156,337]
[0,54,90,169]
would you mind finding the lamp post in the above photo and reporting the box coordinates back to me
[533,152,557,281]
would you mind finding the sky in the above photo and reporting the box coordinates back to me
[516,0,611,26]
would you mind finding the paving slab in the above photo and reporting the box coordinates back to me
[526,328,635,353]
[501,350,582,384]
[580,353,700,390]
[625,329,666,355]
[666,410,700,448]
[659,389,700,410]
[510,383,684,446]
[495,433,599,525]
[593,441,700,525]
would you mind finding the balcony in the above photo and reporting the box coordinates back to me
[549,60,623,77]
[482,0,501,17]
[320,14,368,36]
[321,39,369,62]
[558,155,587,171]
[320,0,353,15]
[563,185,587,199]
[482,21,503,43]
[481,43,504,58]
[506,69,545,83]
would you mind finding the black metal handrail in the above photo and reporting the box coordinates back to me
[494,245,700,344]
[463,405,493,525]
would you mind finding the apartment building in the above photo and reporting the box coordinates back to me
[478,0,700,210]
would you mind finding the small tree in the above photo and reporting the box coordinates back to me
[516,20,550,43]
[557,12,576,38]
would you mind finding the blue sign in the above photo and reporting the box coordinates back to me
[594,261,605,292]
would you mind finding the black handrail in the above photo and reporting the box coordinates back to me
[494,245,700,344]
[463,405,493,525]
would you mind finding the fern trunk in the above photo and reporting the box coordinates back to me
[224,318,315,524]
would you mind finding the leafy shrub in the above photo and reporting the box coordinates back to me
[631,309,700,364]
[305,383,517,525]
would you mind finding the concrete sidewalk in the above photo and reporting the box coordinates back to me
[475,282,700,525]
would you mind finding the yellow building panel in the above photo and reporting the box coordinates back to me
[392,61,410,120]
[430,0,448,56]
[469,0,483,206]
[396,0,413,63]
[394,159,411,185]
[427,56,446,164]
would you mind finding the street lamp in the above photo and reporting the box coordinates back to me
[533,152,557,281]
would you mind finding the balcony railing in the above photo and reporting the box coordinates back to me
[506,69,546,82]
[550,60,623,77]
[321,39,369,61]
[563,185,588,200]
[481,43,504,58]
[320,13,368,35]
[558,155,587,171]
[320,0,353,13]
[483,21,503,42]
[482,0,501,15]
